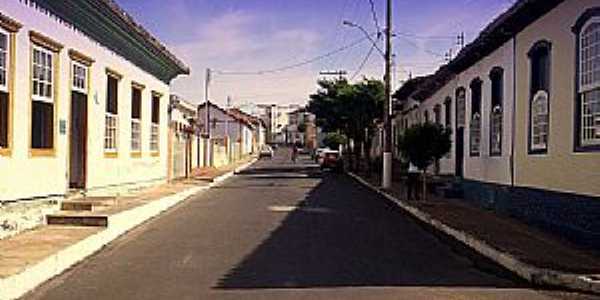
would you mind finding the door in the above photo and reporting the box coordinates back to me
[69,91,87,188]
[455,127,464,178]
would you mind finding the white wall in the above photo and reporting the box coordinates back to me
[395,38,514,184]
[0,2,171,200]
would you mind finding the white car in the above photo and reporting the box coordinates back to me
[259,145,274,159]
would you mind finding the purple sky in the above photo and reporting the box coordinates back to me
[117,0,516,106]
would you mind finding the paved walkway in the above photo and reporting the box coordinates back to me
[355,170,600,274]
[0,157,254,284]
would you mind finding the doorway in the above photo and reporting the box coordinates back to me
[69,90,87,189]
[455,127,464,178]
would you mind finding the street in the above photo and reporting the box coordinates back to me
[25,149,591,300]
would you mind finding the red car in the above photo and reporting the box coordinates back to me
[320,150,343,172]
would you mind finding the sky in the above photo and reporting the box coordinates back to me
[116,0,516,107]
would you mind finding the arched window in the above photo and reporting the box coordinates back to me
[528,40,551,153]
[469,78,482,156]
[531,90,549,150]
[455,87,466,128]
[573,9,600,151]
[489,67,504,156]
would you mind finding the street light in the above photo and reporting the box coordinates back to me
[342,21,385,57]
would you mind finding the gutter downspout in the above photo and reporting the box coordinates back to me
[510,36,517,187]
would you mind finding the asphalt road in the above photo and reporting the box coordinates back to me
[26,149,594,300]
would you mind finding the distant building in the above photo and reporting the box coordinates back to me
[286,108,318,149]
[168,95,199,180]
[256,104,301,143]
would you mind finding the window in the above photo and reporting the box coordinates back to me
[0,30,9,149]
[531,91,549,150]
[469,79,482,156]
[150,93,160,152]
[434,104,441,125]
[444,97,451,129]
[424,110,429,123]
[31,46,54,149]
[443,98,452,158]
[490,67,504,156]
[72,62,87,93]
[105,74,119,152]
[456,87,466,128]
[0,30,8,91]
[528,40,551,153]
[131,86,142,153]
[575,13,600,150]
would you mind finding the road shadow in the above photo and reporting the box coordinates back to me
[215,172,527,290]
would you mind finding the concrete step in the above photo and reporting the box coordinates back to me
[46,213,108,227]
[61,201,93,211]
[60,197,116,211]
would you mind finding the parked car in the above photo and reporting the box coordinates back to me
[259,145,274,159]
[314,147,330,163]
[320,150,343,172]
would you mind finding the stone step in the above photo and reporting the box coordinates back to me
[46,213,108,227]
[60,201,93,211]
[61,196,115,210]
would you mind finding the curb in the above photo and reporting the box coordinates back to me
[347,172,600,295]
[0,159,257,300]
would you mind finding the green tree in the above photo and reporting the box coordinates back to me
[307,78,383,169]
[322,132,348,150]
[397,122,452,200]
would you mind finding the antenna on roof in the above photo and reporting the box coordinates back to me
[457,32,465,49]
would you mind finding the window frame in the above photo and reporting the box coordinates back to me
[0,26,14,155]
[104,72,120,155]
[469,78,483,157]
[30,43,58,154]
[131,85,143,155]
[434,104,442,125]
[71,61,87,94]
[455,87,466,129]
[150,92,161,155]
[527,40,552,155]
[573,9,600,152]
[489,67,504,157]
[0,27,9,93]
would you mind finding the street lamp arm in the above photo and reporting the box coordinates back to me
[343,21,385,58]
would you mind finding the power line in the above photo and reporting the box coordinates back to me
[215,34,375,76]
[393,31,456,40]
[367,0,381,35]
[350,43,377,80]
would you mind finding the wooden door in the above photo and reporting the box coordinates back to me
[69,91,87,188]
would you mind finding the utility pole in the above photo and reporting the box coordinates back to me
[204,68,211,167]
[382,0,393,189]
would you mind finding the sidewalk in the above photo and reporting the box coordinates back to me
[350,170,600,294]
[0,157,257,300]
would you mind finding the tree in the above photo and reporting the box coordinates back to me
[307,78,384,170]
[322,132,348,150]
[397,122,451,200]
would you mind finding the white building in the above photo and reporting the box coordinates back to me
[393,0,600,248]
[0,1,188,206]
